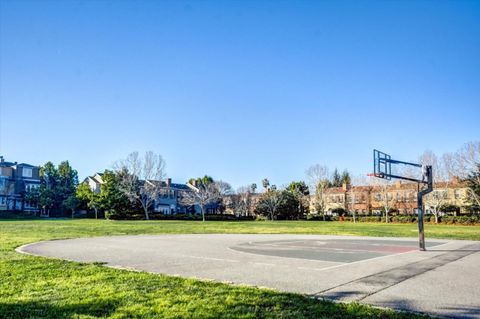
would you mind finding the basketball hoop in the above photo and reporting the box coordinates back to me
[370,149,433,251]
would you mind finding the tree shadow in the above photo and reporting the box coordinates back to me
[0,299,118,319]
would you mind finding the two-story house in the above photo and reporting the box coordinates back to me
[0,156,41,212]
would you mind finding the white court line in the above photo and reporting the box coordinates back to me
[183,255,240,263]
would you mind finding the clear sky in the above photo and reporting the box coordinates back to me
[1,0,479,188]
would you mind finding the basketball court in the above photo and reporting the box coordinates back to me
[18,234,480,318]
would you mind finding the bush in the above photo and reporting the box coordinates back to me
[105,210,143,220]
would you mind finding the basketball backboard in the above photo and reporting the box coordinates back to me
[373,149,391,180]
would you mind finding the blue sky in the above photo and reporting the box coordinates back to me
[1,0,479,188]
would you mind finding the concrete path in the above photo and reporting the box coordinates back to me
[18,234,480,318]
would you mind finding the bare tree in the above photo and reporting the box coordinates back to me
[453,141,480,206]
[368,177,396,223]
[236,185,253,216]
[305,164,330,219]
[419,150,452,223]
[259,189,284,220]
[182,181,229,222]
[115,151,166,220]
[347,175,366,223]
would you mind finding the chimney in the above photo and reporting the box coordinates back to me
[342,182,350,191]
[167,178,172,187]
[0,156,3,163]
[192,180,197,187]
[395,180,402,188]
[452,176,460,184]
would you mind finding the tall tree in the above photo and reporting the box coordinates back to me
[332,169,342,187]
[305,164,331,219]
[453,141,480,207]
[287,181,310,218]
[341,170,351,186]
[262,178,270,191]
[466,164,480,210]
[38,161,78,215]
[368,177,396,223]
[100,170,139,218]
[115,151,167,220]
[235,185,253,216]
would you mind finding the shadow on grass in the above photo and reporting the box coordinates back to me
[0,299,118,319]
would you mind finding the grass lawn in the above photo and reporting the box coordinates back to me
[2,219,477,319]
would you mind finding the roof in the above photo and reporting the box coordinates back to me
[16,163,37,168]
[144,180,190,190]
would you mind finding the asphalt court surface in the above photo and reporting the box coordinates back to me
[18,234,480,318]
[231,239,443,262]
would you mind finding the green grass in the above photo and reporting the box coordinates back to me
[2,219,477,319]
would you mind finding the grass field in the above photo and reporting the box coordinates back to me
[2,219,478,319]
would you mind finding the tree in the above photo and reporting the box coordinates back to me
[181,181,224,222]
[188,175,214,187]
[76,183,102,219]
[346,176,365,224]
[419,150,453,223]
[453,141,480,207]
[115,151,167,220]
[305,164,331,220]
[465,164,480,211]
[341,170,351,186]
[235,185,253,216]
[254,189,284,220]
[369,177,396,223]
[63,194,80,218]
[262,178,270,191]
[38,161,78,216]
[332,169,342,187]
[99,170,139,219]
[287,181,310,218]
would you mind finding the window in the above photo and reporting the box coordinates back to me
[23,167,33,178]
[454,190,461,199]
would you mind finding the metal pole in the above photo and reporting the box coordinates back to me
[417,183,426,251]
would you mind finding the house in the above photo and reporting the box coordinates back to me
[84,173,104,193]
[0,156,41,212]
[83,173,192,214]
[149,178,192,214]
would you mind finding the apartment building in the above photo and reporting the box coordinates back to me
[0,156,41,212]
[311,179,470,215]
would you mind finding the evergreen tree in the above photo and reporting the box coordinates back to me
[341,170,351,185]
[38,161,79,216]
[332,169,342,187]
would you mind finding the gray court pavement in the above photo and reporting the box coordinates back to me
[18,234,480,318]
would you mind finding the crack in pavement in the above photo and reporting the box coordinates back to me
[312,244,480,302]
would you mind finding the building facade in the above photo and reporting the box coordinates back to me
[0,156,41,212]
[311,179,470,216]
